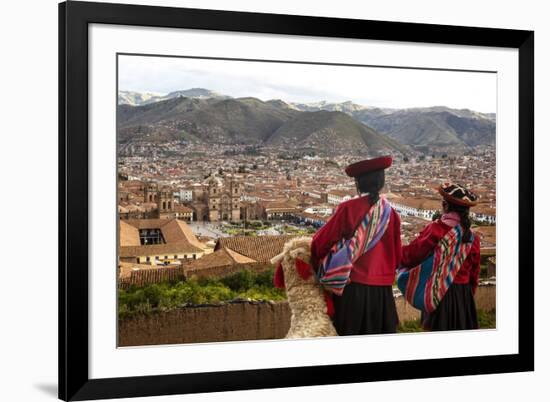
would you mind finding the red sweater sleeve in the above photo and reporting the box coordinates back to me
[469,235,481,295]
[393,210,403,268]
[310,202,357,268]
[401,222,445,268]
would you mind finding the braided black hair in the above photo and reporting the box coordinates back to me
[356,169,385,204]
[446,202,473,243]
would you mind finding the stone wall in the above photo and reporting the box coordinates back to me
[474,284,497,311]
[118,301,290,347]
[118,285,496,347]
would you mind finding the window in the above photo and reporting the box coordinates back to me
[146,256,150,262]
[184,255,187,259]
[193,254,196,260]
[136,258,140,263]
[155,256,159,260]
[164,256,168,260]
[138,228,164,245]
[174,255,178,259]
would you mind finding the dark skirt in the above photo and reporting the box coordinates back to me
[421,283,479,331]
[332,282,398,335]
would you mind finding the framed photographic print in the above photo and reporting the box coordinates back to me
[59,1,534,400]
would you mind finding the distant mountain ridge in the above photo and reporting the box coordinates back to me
[266,110,406,154]
[354,107,495,149]
[117,96,408,155]
[118,88,229,106]
[118,88,495,150]
[287,103,495,149]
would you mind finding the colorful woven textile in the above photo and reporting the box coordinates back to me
[317,197,392,295]
[396,225,474,313]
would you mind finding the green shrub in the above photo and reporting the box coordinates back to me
[397,319,424,333]
[254,267,276,288]
[479,262,488,278]
[119,267,285,318]
[478,309,496,329]
[237,286,286,301]
[219,269,256,291]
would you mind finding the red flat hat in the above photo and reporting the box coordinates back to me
[345,156,392,177]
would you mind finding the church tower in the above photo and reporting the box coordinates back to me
[207,177,220,221]
[230,176,241,221]
[157,186,174,218]
[144,182,158,203]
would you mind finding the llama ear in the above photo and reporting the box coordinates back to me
[273,263,285,288]
[295,258,313,280]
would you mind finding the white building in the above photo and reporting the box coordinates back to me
[178,188,193,202]
[390,202,496,225]
[301,190,322,199]
[241,194,260,202]
[390,202,436,220]
[472,213,496,224]
[304,205,334,216]
[327,189,354,205]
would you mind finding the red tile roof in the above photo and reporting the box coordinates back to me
[120,218,205,257]
[215,235,296,263]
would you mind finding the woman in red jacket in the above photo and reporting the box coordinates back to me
[311,156,402,335]
[401,183,481,331]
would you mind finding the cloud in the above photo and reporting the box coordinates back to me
[118,55,496,113]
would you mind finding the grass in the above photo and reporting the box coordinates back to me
[396,309,496,333]
[397,319,424,333]
[277,224,316,236]
[479,262,488,278]
[220,222,315,236]
[118,268,286,319]
[478,308,497,329]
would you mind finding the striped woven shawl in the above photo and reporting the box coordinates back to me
[317,197,392,295]
[396,224,474,313]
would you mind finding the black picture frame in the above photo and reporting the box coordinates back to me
[59,1,534,400]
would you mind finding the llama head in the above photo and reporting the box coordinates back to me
[272,237,315,290]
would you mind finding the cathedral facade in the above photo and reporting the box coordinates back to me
[206,175,242,222]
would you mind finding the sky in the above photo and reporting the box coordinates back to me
[118,55,497,113]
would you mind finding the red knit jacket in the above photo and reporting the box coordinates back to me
[401,214,481,294]
[310,195,402,286]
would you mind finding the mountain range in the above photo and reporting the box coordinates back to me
[118,96,406,155]
[118,88,495,152]
[118,88,229,106]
